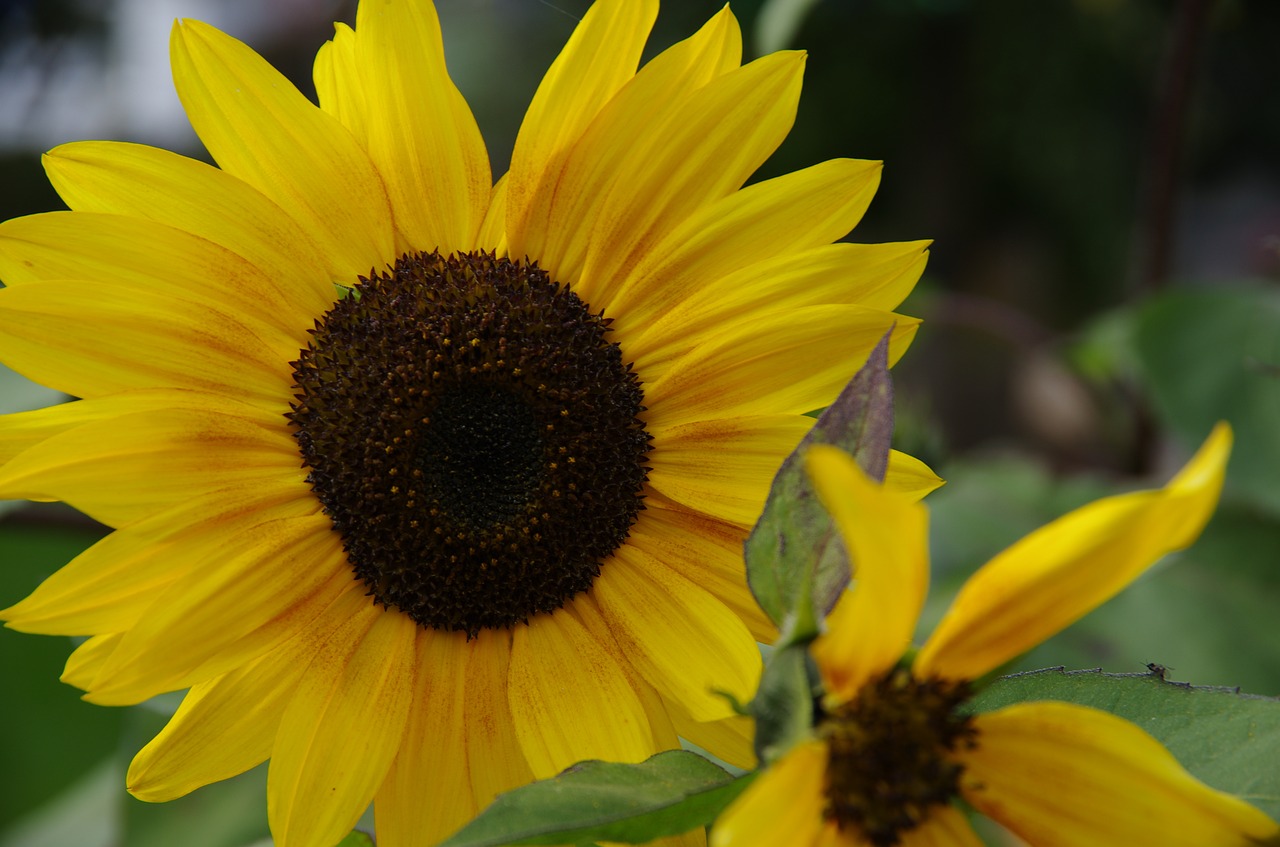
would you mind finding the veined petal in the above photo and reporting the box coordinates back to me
[630,504,777,643]
[376,629,479,847]
[961,701,1279,846]
[0,404,302,528]
[630,240,929,378]
[170,19,394,283]
[349,0,490,253]
[609,159,884,338]
[886,450,946,502]
[508,608,653,778]
[647,415,813,526]
[0,279,297,406]
[40,145,333,318]
[807,445,929,703]
[461,628,535,813]
[711,740,829,847]
[270,606,417,847]
[313,23,367,145]
[915,424,1232,681]
[592,544,761,721]
[644,305,918,429]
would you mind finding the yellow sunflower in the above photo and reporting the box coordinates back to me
[713,424,1280,847]
[0,1,931,845]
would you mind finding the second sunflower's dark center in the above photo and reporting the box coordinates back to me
[287,250,650,635]
[818,669,978,847]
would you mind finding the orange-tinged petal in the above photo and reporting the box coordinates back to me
[916,424,1232,681]
[376,628,479,847]
[592,544,761,721]
[647,415,812,526]
[269,606,417,847]
[711,739,829,847]
[350,0,490,253]
[961,701,1279,846]
[508,608,653,778]
[644,305,918,428]
[461,628,535,813]
[170,19,394,284]
[807,445,929,703]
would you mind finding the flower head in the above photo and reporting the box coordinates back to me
[0,1,930,845]
[713,423,1280,847]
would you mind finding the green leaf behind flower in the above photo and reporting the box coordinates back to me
[437,750,752,847]
[968,667,1280,818]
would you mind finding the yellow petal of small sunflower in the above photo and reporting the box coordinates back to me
[711,739,830,847]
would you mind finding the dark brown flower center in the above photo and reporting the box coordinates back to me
[819,668,978,847]
[287,250,650,635]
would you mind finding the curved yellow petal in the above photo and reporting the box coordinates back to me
[313,23,367,145]
[508,607,653,778]
[667,697,757,771]
[898,806,984,847]
[461,628,535,813]
[269,606,417,847]
[170,19,394,284]
[645,305,918,433]
[349,0,490,253]
[647,415,812,526]
[40,144,333,318]
[711,739,829,847]
[961,701,1279,846]
[807,445,929,703]
[886,450,946,502]
[375,628,480,847]
[916,424,1232,681]
[60,632,123,691]
[592,544,761,721]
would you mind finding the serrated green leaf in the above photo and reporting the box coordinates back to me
[968,667,1280,818]
[439,750,752,847]
[745,332,894,636]
[750,643,818,766]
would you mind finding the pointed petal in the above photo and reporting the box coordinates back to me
[461,628,535,813]
[348,0,490,253]
[886,450,945,502]
[41,144,333,317]
[961,702,1279,846]
[806,445,929,703]
[647,415,812,526]
[376,628,479,847]
[508,608,653,777]
[269,606,417,847]
[170,19,394,283]
[710,740,829,847]
[592,544,761,721]
[916,424,1232,681]
[643,305,918,428]
[313,23,367,144]
[60,632,123,691]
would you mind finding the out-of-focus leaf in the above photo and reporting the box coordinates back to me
[335,832,375,847]
[440,750,749,847]
[755,0,823,54]
[745,332,894,638]
[0,759,119,847]
[968,667,1280,819]
[1134,286,1280,515]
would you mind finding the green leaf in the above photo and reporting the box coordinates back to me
[439,750,752,847]
[1134,286,1280,515]
[744,331,894,636]
[335,832,375,847]
[749,643,818,766]
[968,667,1280,818]
[754,0,824,55]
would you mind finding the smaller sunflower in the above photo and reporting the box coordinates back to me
[712,423,1280,847]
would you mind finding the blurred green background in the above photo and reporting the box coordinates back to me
[1,0,1277,844]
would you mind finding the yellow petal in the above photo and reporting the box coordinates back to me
[807,445,929,703]
[375,628,479,847]
[916,424,1232,681]
[886,450,946,502]
[647,415,813,526]
[0,279,296,406]
[961,701,1279,846]
[711,739,829,847]
[630,239,928,378]
[609,159,884,340]
[644,305,919,428]
[667,697,757,771]
[313,23,367,145]
[269,606,417,847]
[629,504,777,643]
[0,404,302,528]
[508,608,653,778]
[461,628,535,813]
[476,173,509,254]
[60,632,123,691]
[126,585,371,802]
[898,806,984,847]
[349,0,490,253]
[592,544,761,721]
[40,145,333,318]
[170,19,394,284]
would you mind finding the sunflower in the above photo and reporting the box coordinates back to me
[0,1,931,845]
[712,423,1280,847]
